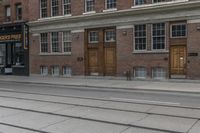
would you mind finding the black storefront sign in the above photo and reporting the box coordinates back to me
[0,23,29,76]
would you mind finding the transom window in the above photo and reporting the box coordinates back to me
[63,0,71,15]
[16,4,22,20]
[106,0,116,9]
[40,0,47,18]
[134,24,147,50]
[40,33,48,53]
[51,32,59,52]
[63,31,72,53]
[135,0,146,5]
[171,24,186,38]
[152,23,165,50]
[51,0,59,16]
[85,0,95,12]
[105,29,116,42]
[89,31,99,43]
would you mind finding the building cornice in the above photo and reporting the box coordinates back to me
[28,1,200,33]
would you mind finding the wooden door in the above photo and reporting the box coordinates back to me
[170,46,186,75]
[104,48,116,76]
[88,49,98,75]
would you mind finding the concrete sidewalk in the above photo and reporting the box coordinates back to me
[0,75,200,93]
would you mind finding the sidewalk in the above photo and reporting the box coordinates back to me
[0,75,200,93]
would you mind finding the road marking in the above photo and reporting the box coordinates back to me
[0,88,14,91]
[110,97,181,106]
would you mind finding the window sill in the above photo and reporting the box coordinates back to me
[103,8,117,13]
[3,21,12,24]
[39,52,72,56]
[83,11,96,15]
[133,50,169,54]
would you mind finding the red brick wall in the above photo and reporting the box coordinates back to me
[187,23,200,79]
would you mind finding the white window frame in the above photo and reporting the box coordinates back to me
[51,0,59,17]
[40,33,48,53]
[51,65,60,76]
[16,3,22,20]
[170,23,187,38]
[51,32,59,53]
[134,67,147,79]
[40,0,48,18]
[63,66,72,77]
[62,31,72,53]
[134,24,147,51]
[40,66,48,76]
[88,31,99,43]
[104,29,116,42]
[134,0,147,6]
[63,0,71,15]
[151,23,166,51]
[85,0,95,13]
[105,0,117,10]
[152,67,166,79]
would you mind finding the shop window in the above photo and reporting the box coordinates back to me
[40,66,48,76]
[134,24,147,50]
[134,67,147,79]
[5,6,11,22]
[51,0,59,16]
[152,23,165,50]
[40,33,48,53]
[40,0,48,18]
[171,24,186,38]
[63,0,71,15]
[16,4,22,20]
[89,31,99,43]
[51,32,59,52]
[152,67,166,79]
[51,65,60,76]
[13,43,24,66]
[63,66,72,77]
[85,0,95,12]
[106,0,116,9]
[0,45,6,65]
[105,29,116,42]
[63,31,72,53]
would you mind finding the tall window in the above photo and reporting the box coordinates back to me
[106,0,116,9]
[85,0,95,12]
[171,24,186,38]
[63,0,71,15]
[40,0,47,18]
[105,29,116,42]
[51,0,59,16]
[152,23,165,50]
[89,31,99,43]
[134,24,146,50]
[51,32,59,52]
[16,4,22,20]
[40,33,48,53]
[5,6,11,22]
[134,0,146,5]
[63,31,72,53]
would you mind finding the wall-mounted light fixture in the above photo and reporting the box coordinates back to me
[122,31,127,36]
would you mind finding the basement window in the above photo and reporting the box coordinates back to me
[40,66,48,76]
[51,65,60,76]
[152,67,166,79]
[134,67,147,79]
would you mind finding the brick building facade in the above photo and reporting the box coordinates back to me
[0,0,29,75]
[1,0,200,79]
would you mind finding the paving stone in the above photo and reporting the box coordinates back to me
[122,127,170,133]
[188,120,200,133]
[0,107,24,118]
[42,118,128,133]
[149,106,200,119]
[85,108,148,124]
[134,114,198,133]
[100,101,154,112]
[0,124,37,133]
[0,111,69,130]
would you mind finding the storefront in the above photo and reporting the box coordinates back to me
[0,23,29,75]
